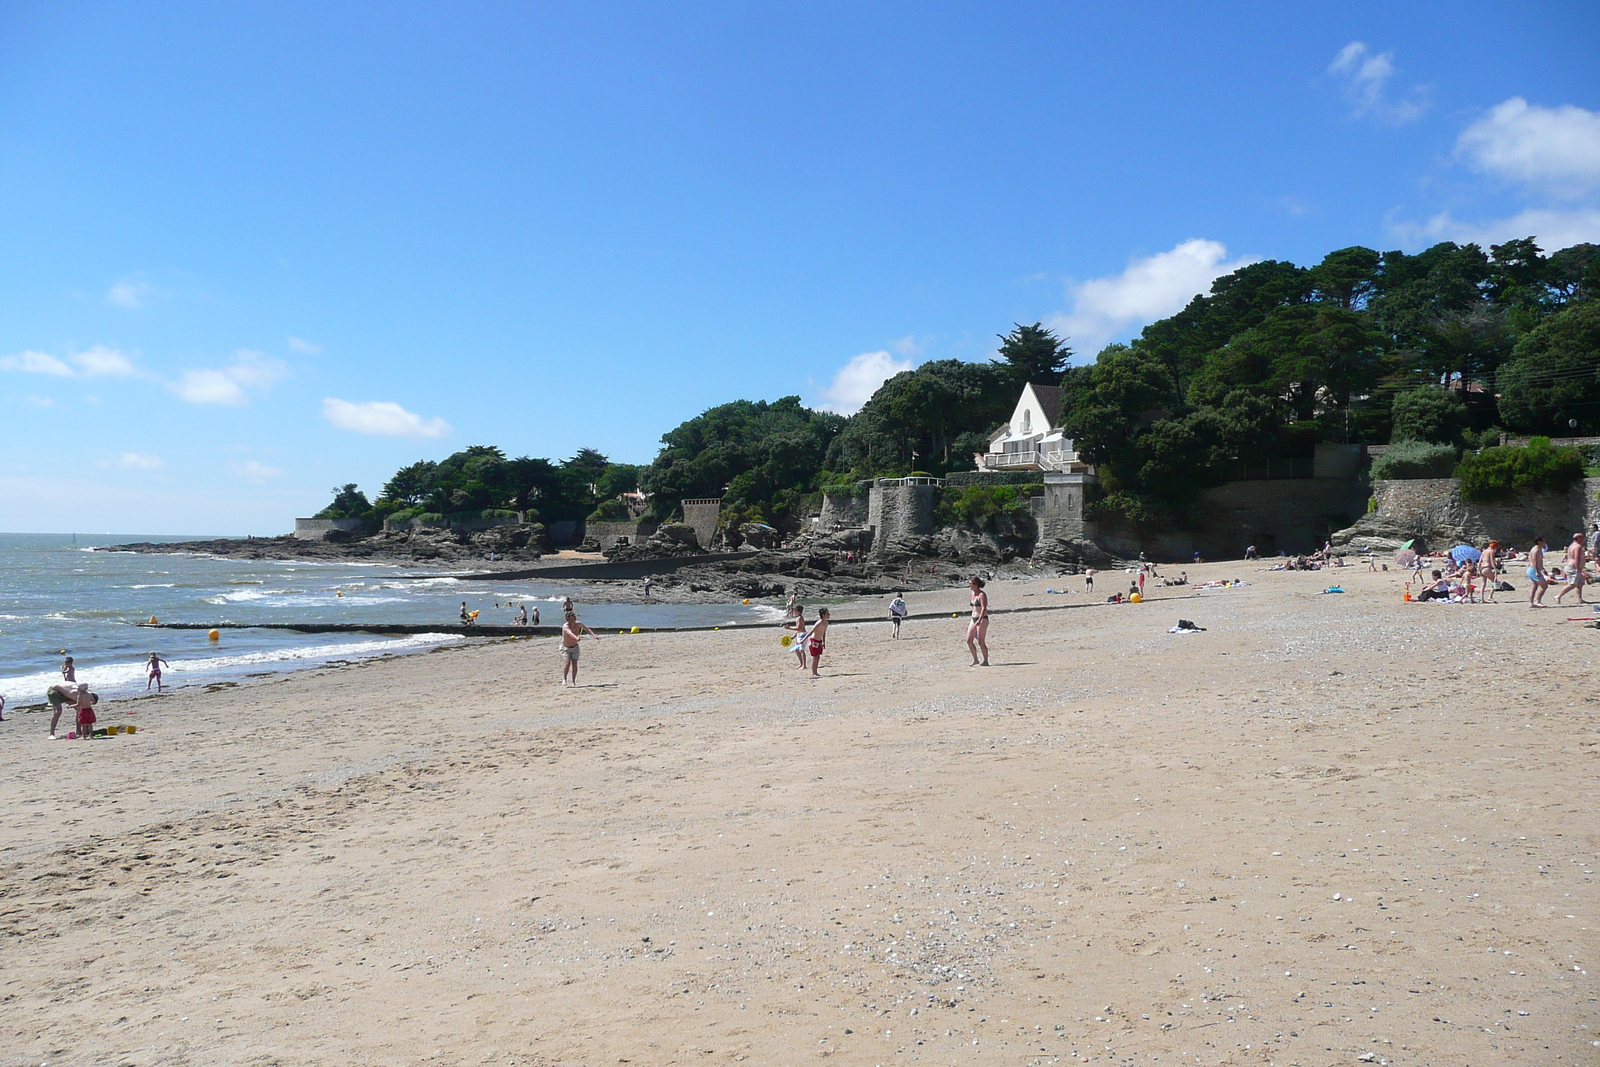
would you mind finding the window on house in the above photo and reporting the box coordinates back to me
[1022,410,1031,434]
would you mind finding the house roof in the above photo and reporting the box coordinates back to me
[1029,384,1064,429]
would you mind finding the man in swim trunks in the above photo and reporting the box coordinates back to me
[807,607,830,677]
[1556,532,1588,605]
[1526,537,1550,608]
[561,609,599,687]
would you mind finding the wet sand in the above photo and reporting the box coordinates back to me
[2,561,1597,1065]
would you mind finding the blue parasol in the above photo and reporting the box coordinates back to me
[1450,544,1482,564]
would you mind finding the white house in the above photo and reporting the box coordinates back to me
[980,383,1088,473]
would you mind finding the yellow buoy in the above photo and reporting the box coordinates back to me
[149,616,158,625]
[630,626,640,634]
[126,724,137,734]
[1130,592,1142,604]
[208,629,221,641]
[742,598,750,605]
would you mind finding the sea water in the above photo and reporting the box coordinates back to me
[0,533,784,705]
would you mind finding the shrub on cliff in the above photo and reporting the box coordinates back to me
[1370,440,1458,480]
[1455,437,1586,503]
[936,484,1039,530]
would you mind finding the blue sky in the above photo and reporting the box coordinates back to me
[1,1,1597,533]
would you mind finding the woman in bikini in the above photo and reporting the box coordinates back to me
[966,576,990,667]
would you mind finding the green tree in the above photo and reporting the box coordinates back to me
[642,397,844,531]
[379,461,438,506]
[994,322,1071,384]
[316,483,371,519]
[826,359,1014,475]
[1497,300,1600,434]
[1390,387,1467,444]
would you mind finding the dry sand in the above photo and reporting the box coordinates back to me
[2,561,1597,1066]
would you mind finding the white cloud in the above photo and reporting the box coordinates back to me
[24,395,55,408]
[813,350,915,415]
[1,350,74,376]
[2,345,141,379]
[170,350,289,405]
[1047,239,1258,355]
[106,452,164,470]
[107,278,155,309]
[231,460,286,482]
[287,336,322,354]
[1328,41,1427,124]
[321,397,452,438]
[72,345,138,377]
[1456,98,1600,199]
[1395,205,1600,252]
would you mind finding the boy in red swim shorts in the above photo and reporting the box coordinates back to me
[74,686,98,739]
[807,607,830,677]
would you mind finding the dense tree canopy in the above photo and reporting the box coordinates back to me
[335,238,1596,537]
[641,397,845,529]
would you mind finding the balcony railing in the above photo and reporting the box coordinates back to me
[982,450,1076,471]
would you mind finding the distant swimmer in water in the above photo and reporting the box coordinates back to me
[146,652,171,691]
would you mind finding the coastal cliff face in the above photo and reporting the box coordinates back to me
[1332,477,1600,553]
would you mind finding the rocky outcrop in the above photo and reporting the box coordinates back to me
[602,523,704,561]
[1332,477,1600,554]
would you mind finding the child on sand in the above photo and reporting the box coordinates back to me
[561,610,599,687]
[807,608,830,677]
[786,607,810,669]
[61,656,75,683]
[146,652,170,691]
[73,686,97,739]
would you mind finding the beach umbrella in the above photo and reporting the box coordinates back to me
[1395,548,1417,568]
[1450,544,1482,564]
[1400,539,1415,550]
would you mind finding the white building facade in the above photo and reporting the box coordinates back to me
[980,383,1090,473]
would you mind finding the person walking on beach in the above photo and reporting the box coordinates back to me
[145,652,170,691]
[1556,532,1588,605]
[560,609,599,687]
[966,576,990,667]
[1084,568,1094,594]
[1137,567,1147,599]
[807,607,830,677]
[1527,537,1551,608]
[1479,541,1499,603]
[889,593,907,639]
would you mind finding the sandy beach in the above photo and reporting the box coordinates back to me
[3,561,1597,1065]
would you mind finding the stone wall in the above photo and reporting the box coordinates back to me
[585,520,658,550]
[681,498,722,551]
[818,491,870,530]
[1333,477,1600,553]
[1040,471,1097,541]
[866,482,937,549]
[293,518,365,541]
[1189,478,1369,558]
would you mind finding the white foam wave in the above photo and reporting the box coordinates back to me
[0,633,467,700]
